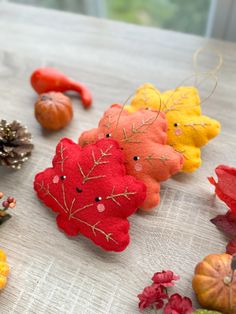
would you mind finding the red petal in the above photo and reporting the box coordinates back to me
[208,176,216,185]
[155,299,164,310]
[226,239,236,255]
[211,211,236,237]
[209,165,236,212]
[168,293,183,308]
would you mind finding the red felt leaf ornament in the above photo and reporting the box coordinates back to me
[34,138,146,252]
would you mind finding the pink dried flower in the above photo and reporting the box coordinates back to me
[2,200,9,208]
[138,284,167,310]
[7,196,15,204]
[164,293,193,314]
[152,270,180,287]
[8,202,16,209]
[0,193,16,225]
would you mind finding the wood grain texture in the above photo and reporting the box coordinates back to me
[0,2,236,313]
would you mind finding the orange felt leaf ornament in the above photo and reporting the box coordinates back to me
[79,104,183,210]
[34,138,146,252]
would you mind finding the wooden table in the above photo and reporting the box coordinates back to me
[0,2,236,313]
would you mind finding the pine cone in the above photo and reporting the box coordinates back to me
[0,120,34,169]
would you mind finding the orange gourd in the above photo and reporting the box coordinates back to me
[193,254,236,314]
[35,92,73,130]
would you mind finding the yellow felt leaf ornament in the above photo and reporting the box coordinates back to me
[0,249,10,290]
[125,84,220,172]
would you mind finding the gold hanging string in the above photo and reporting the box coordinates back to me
[193,46,223,78]
[113,47,223,133]
[193,46,223,106]
[113,92,135,138]
[113,88,162,138]
[152,47,223,113]
[157,73,214,113]
[195,73,218,105]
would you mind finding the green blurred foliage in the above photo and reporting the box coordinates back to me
[105,0,211,35]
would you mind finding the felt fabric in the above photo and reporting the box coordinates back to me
[34,138,146,252]
[0,249,9,290]
[125,84,221,172]
[79,104,183,210]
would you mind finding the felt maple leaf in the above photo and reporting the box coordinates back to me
[79,104,183,210]
[34,138,146,252]
[125,84,220,172]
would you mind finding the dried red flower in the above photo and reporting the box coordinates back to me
[7,196,15,204]
[226,238,236,255]
[211,210,236,237]
[164,293,193,314]
[152,270,180,287]
[0,192,16,225]
[2,200,9,208]
[138,284,167,310]
[208,165,236,212]
[209,165,236,255]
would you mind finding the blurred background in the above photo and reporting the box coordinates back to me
[3,0,236,42]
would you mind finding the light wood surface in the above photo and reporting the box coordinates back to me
[0,2,236,313]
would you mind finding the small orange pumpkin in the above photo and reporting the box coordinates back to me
[193,254,236,314]
[35,92,73,130]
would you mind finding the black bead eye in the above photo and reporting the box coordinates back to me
[133,156,140,161]
[106,133,112,138]
[174,123,178,127]
[76,187,82,193]
[145,107,150,110]
[95,196,102,202]
[60,175,66,180]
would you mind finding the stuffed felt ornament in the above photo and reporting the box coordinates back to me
[0,249,10,290]
[79,104,183,210]
[125,84,221,172]
[34,138,146,252]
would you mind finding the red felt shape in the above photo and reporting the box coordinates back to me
[79,104,183,210]
[208,164,236,212]
[34,138,146,252]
